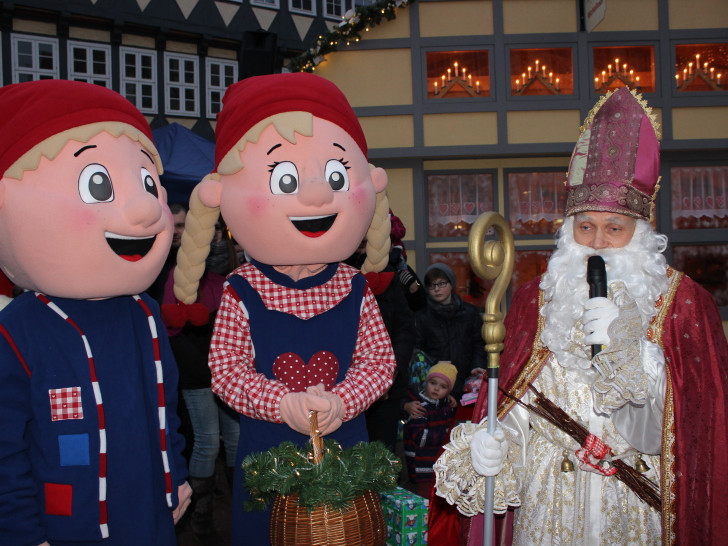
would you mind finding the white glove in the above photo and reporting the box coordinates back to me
[470,427,508,476]
[582,297,619,347]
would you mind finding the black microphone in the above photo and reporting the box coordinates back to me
[586,255,607,357]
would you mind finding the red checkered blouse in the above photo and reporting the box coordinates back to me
[209,262,395,423]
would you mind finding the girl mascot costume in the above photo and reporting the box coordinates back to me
[173,72,397,544]
[0,80,191,545]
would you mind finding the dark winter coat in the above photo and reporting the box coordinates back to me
[414,294,486,398]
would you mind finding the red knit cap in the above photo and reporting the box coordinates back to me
[0,79,155,178]
[214,73,367,169]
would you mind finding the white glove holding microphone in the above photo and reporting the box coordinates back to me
[582,297,619,348]
[471,426,508,476]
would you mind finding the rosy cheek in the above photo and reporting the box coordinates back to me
[244,195,274,217]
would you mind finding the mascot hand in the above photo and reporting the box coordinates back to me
[471,426,508,476]
[306,383,345,436]
[582,297,619,347]
[280,391,332,435]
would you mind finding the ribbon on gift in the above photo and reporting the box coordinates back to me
[575,433,617,476]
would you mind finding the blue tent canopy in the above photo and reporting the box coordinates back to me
[152,123,215,206]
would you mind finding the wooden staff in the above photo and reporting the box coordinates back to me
[468,212,514,546]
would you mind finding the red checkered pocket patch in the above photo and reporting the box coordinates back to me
[49,387,84,421]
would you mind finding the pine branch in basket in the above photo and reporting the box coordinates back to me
[499,384,661,511]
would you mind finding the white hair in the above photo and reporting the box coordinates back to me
[539,216,669,374]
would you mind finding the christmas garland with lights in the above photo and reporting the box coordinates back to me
[243,439,402,511]
[287,0,411,73]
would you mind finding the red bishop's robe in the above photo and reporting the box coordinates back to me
[429,267,728,546]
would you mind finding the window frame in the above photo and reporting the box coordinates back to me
[289,0,316,16]
[164,51,200,117]
[250,0,280,7]
[11,34,59,83]
[67,40,112,87]
[324,0,346,19]
[205,57,238,119]
[119,45,158,114]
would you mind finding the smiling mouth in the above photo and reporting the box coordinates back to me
[290,214,337,238]
[105,232,157,262]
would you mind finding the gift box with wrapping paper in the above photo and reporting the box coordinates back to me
[380,486,429,545]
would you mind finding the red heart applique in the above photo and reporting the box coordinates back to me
[272,351,340,392]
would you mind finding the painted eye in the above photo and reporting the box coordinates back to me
[78,163,114,203]
[270,161,299,194]
[141,167,159,198]
[325,159,349,191]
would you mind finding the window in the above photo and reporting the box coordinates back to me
[325,0,345,18]
[120,46,157,113]
[510,47,573,96]
[593,45,655,94]
[206,58,237,118]
[426,50,490,99]
[251,0,279,6]
[507,171,567,235]
[12,34,58,82]
[164,52,199,116]
[670,166,728,230]
[290,0,315,16]
[427,173,495,238]
[672,244,728,306]
[674,43,727,92]
[68,41,111,87]
[666,164,728,314]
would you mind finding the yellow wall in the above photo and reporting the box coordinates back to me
[673,107,728,140]
[314,49,412,107]
[590,0,659,32]
[503,0,577,34]
[364,9,411,39]
[507,110,581,144]
[419,1,494,37]
[423,112,498,147]
[669,0,728,29]
[359,115,414,149]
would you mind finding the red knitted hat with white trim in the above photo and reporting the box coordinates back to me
[214,72,367,169]
[0,79,154,178]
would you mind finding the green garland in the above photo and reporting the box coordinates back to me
[243,439,402,511]
[286,0,411,73]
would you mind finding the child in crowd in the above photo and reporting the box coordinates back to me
[403,361,457,498]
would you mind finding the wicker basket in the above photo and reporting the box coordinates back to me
[270,488,386,546]
[269,411,386,546]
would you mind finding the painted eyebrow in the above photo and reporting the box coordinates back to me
[74,145,97,157]
[266,143,282,155]
[333,143,346,152]
[140,149,154,164]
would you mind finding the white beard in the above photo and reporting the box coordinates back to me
[539,217,669,382]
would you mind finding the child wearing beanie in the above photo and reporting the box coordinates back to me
[403,361,457,497]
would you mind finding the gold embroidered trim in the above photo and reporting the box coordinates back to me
[566,181,653,220]
[648,266,681,546]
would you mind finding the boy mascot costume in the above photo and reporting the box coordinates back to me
[0,80,191,545]
[172,72,397,544]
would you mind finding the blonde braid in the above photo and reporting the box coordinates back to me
[173,176,221,304]
[360,188,391,274]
